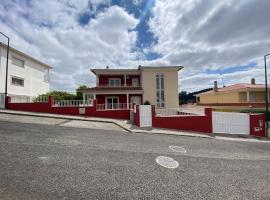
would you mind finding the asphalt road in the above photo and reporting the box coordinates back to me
[0,120,270,200]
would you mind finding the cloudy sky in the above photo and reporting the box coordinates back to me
[1,0,270,92]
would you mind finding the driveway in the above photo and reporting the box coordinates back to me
[0,120,270,199]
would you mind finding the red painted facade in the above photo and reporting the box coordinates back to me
[98,75,140,86]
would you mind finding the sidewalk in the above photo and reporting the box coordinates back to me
[0,109,211,139]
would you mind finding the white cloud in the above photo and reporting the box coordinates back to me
[0,1,139,92]
[149,0,270,91]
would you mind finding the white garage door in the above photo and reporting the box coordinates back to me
[212,112,250,135]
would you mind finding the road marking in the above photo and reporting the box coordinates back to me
[155,156,179,169]
[169,146,187,153]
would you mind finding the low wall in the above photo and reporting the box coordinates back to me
[152,108,212,134]
[250,114,266,137]
[6,96,130,120]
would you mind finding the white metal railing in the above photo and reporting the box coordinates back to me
[96,103,132,110]
[53,99,93,107]
[156,107,205,116]
[97,84,140,88]
[10,95,48,103]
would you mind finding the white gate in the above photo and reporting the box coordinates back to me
[0,93,5,109]
[139,105,152,127]
[212,112,250,135]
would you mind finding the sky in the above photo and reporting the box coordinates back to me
[0,0,270,92]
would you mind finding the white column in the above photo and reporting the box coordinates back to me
[96,75,99,86]
[247,90,250,102]
[83,93,86,101]
[127,93,129,109]
[124,74,127,87]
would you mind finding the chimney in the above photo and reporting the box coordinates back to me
[251,78,255,85]
[214,81,218,92]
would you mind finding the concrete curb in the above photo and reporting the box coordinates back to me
[131,130,213,139]
[0,110,132,133]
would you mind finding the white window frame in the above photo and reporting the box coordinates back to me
[11,76,24,87]
[105,96,119,109]
[156,74,165,108]
[109,78,121,87]
[12,56,25,68]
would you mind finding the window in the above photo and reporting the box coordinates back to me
[12,56,24,68]
[11,76,24,87]
[106,96,119,109]
[109,78,121,86]
[156,74,165,108]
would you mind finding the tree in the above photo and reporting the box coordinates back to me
[76,85,88,100]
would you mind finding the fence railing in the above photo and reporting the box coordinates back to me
[53,99,93,107]
[96,103,132,111]
[156,107,205,116]
[10,95,48,103]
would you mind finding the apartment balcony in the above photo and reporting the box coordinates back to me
[97,84,141,88]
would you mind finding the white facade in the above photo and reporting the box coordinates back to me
[0,43,50,97]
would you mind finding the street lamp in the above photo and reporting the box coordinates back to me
[264,53,270,135]
[0,32,10,109]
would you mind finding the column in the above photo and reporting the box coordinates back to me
[127,93,129,109]
[124,74,127,87]
[96,75,99,86]
[247,90,250,102]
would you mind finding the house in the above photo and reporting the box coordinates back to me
[0,43,51,97]
[196,79,270,108]
[80,66,182,109]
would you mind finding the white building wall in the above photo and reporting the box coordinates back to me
[0,45,50,97]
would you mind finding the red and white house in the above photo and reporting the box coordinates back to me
[80,66,182,110]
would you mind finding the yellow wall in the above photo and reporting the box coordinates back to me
[199,91,240,104]
[141,68,179,108]
[199,90,268,104]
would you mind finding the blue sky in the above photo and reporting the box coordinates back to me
[0,0,270,92]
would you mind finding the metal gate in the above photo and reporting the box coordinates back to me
[0,93,5,109]
[139,105,152,127]
[212,112,250,135]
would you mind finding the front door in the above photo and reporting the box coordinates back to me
[106,97,119,109]
[131,96,141,106]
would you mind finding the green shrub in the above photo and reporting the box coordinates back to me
[143,100,151,105]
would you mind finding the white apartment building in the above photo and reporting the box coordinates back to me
[0,43,51,97]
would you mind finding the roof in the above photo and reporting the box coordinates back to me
[198,83,270,96]
[0,42,52,69]
[91,65,183,75]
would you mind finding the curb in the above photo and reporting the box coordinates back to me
[0,110,132,133]
[132,130,214,139]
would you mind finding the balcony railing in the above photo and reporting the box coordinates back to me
[97,84,140,88]
[96,103,132,110]
[156,107,205,116]
[53,99,93,107]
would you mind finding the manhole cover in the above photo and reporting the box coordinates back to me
[155,156,179,169]
[169,146,187,153]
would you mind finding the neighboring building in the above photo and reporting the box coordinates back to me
[81,66,182,109]
[196,79,270,107]
[0,43,51,97]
